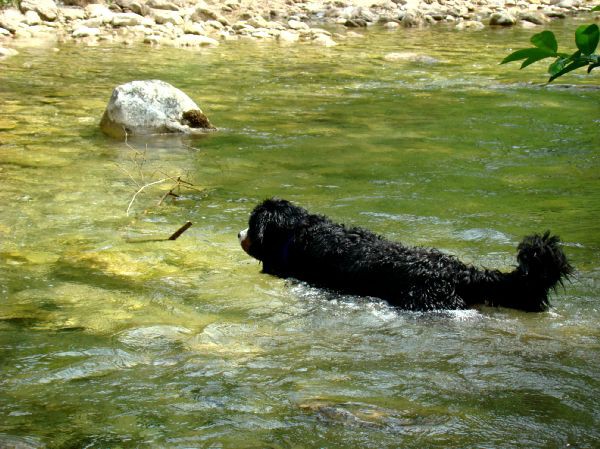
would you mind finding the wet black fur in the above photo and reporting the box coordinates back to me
[242,199,572,312]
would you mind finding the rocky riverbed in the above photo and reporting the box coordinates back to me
[0,0,597,58]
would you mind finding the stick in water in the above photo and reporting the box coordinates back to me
[168,221,193,240]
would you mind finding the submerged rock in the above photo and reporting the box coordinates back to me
[455,20,485,30]
[99,79,216,138]
[383,51,440,64]
[0,434,44,449]
[0,46,19,59]
[118,325,192,350]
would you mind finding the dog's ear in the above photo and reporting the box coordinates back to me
[248,199,307,257]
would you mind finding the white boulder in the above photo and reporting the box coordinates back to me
[100,80,215,138]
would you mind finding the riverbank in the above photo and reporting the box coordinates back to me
[0,0,597,57]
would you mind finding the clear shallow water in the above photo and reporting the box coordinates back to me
[1,20,599,448]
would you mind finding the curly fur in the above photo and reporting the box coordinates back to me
[239,199,572,312]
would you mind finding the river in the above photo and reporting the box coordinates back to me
[1,19,599,448]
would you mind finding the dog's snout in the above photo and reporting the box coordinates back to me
[239,228,252,254]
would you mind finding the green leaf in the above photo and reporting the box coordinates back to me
[501,48,555,65]
[575,24,599,55]
[501,48,536,64]
[549,57,568,76]
[549,49,585,75]
[520,48,558,68]
[592,5,600,12]
[548,59,590,82]
[531,30,558,54]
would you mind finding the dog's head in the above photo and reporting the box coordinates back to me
[239,199,308,268]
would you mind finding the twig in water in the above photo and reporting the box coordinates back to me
[168,221,193,240]
[126,178,169,216]
[157,187,179,207]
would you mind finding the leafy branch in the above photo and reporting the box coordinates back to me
[501,6,600,82]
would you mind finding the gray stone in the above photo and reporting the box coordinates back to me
[144,35,163,45]
[205,19,224,30]
[0,8,26,33]
[310,28,332,37]
[401,10,424,27]
[313,34,337,47]
[59,7,86,21]
[266,20,286,30]
[489,11,517,26]
[100,80,215,138]
[247,15,269,28]
[543,8,567,19]
[72,26,100,37]
[251,29,272,39]
[24,10,41,25]
[288,19,309,30]
[151,8,183,26]
[81,17,104,28]
[84,4,113,21]
[19,0,58,21]
[146,0,180,11]
[519,11,548,24]
[455,20,485,30]
[278,29,299,43]
[557,0,576,8]
[192,6,217,21]
[183,21,206,35]
[114,0,148,16]
[175,34,219,46]
[111,12,146,27]
[520,19,538,29]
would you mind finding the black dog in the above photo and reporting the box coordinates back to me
[239,199,571,312]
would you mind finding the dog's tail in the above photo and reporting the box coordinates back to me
[483,231,572,311]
